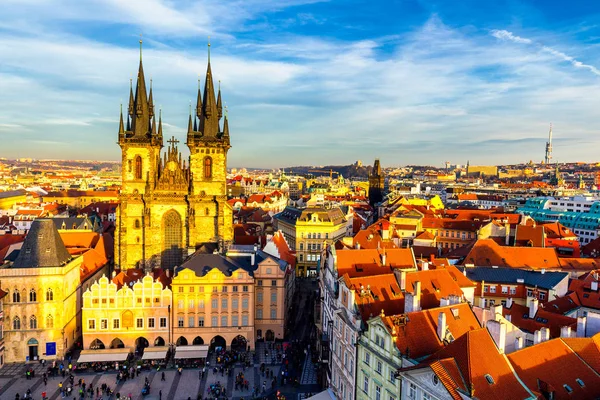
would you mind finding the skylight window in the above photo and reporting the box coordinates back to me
[576,378,585,388]
[484,374,494,385]
[564,384,573,393]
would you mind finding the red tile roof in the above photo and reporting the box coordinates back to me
[508,337,600,399]
[502,302,577,337]
[383,303,480,360]
[462,239,561,269]
[336,248,416,277]
[418,328,534,399]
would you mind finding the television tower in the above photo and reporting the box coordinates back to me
[545,123,553,164]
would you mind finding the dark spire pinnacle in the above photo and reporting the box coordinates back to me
[119,103,125,134]
[187,102,193,134]
[151,113,157,136]
[131,37,151,137]
[158,108,163,143]
[196,77,203,118]
[148,78,154,117]
[199,39,219,137]
[128,78,134,116]
[223,115,230,142]
[217,80,223,120]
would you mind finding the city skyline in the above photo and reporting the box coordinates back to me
[1,1,600,168]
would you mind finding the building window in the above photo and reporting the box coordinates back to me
[204,157,212,178]
[222,286,228,293]
[242,315,249,326]
[389,370,396,383]
[257,309,263,320]
[539,292,546,300]
[13,316,20,330]
[212,286,217,293]
[501,286,508,294]
[113,319,120,329]
[222,299,228,309]
[270,308,276,319]
[257,292,263,303]
[232,315,239,326]
[159,317,167,328]
[271,280,276,287]
[198,317,205,327]
[375,386,381,400]
[363,376,369,393]
[232,286,238,292]
[409,383,416,399]
[510,287,516,295]
[188,316,195,327]
[199,300,205,309]
[46,314,54,328]
[364,351,370,365]
[46,288,53,301]
[376,360,382,374]
[178,316,184,327]
[212,299,218,309]
[12,289,20,303]
[29,289,36,302]
[489,286,496,294]
[178,300,184,309]
[271,292,277,303]
[135,155,142,180]
[211,316,218,327]
[189,299,195,309]
[242,298,249,309]
[136,318,143,328]
[148,318,155,328]
[232,299,239,310]
[243,286,249,292]
[100,319,108,330]
[258,280,263,287]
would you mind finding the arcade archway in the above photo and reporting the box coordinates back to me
[231,335,247,352]
[154,336,165,346]
[176,336,188,346]
[110,338,125,349]
[210,335,226,350]
[90,338,105,350]
[193,336,204,345]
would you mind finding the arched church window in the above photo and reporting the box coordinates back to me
[162,210,182,269]
[13,289,20,303]
[29,289,37,302]
[46,288,53,301]
[13,316,20,330]
[46,314,54,328]
[204,157,212,178]
[135,156,142,180]
[30,315,37,329]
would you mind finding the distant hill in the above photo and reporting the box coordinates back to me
[286,164,373,179]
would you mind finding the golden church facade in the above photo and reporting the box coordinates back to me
[115,44,233,271]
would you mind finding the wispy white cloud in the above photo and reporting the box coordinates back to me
[491,29,600,76]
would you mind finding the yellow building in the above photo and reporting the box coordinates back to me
[171,247,291,350]
[115,44,233,271]
[82,274,172,350]
[0,189,27,210]
[42,191,119,209]
[1,220,84,362]
[274,206,352,277]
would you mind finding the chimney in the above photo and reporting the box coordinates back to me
[111,271,116,278]
[356,242,361,249]
[560,326,572,338]
[514,336,524,350]
[437,312,447,341]
[505,224,510,246]
[498,322,507,354]
[541,327,550,342]
[422,261,429,271]
[577,316,587,337]
[486,320,506,353]
[381,252,386,266]
[505,314,511,322]
[399,270,406,291]
[506,297,513,308]
[533,330,542,345]
[414,281,421,311]
[529,298,539,319]
[592,280,599,292]
[479,297,486,308]
[493,304,503,321]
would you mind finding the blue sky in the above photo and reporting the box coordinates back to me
[1,0,600,168]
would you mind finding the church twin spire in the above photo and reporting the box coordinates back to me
[119,39,230,148]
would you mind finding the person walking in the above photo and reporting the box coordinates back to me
[159,390,162,400]
[161,371,165,381]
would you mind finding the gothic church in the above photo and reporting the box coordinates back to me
[115,43,233,270]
